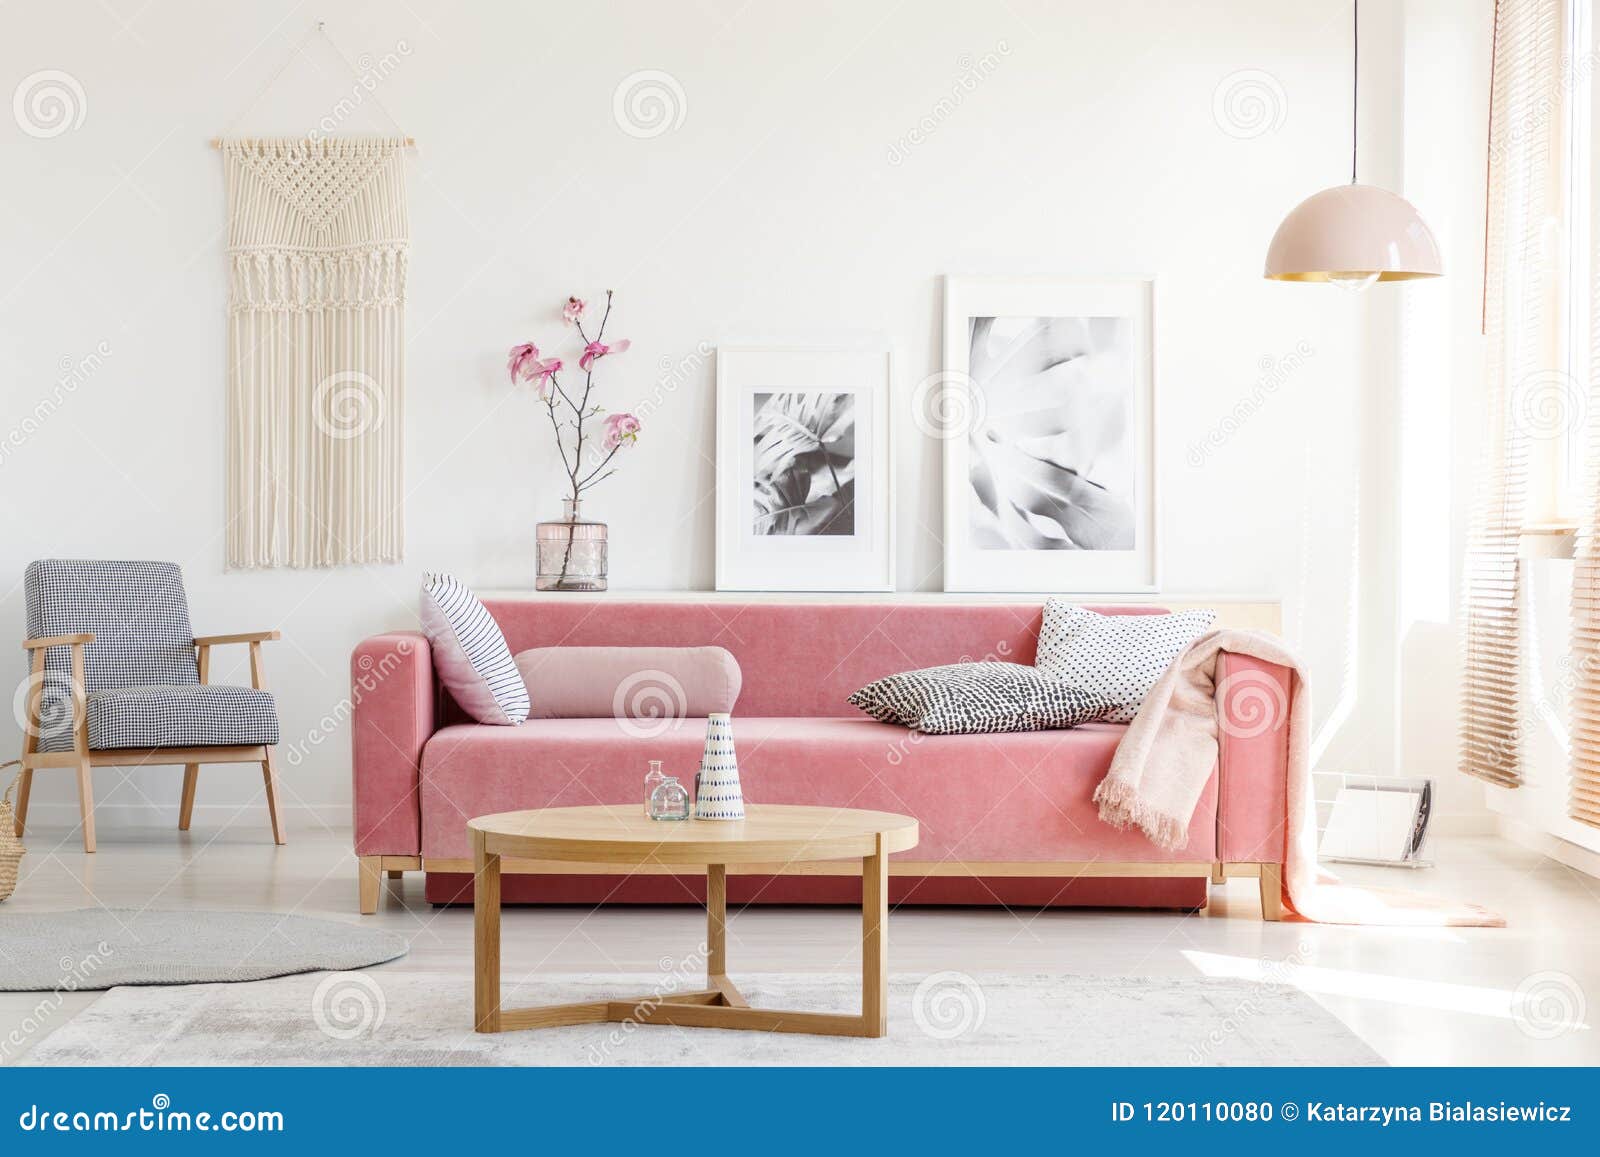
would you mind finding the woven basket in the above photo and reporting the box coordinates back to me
[0,761,24,902]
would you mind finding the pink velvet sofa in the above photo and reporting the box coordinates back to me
[351,600,1290,918]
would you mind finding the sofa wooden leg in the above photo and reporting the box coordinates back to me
[179,763,199,830]
[261,748,286,845]
[1210,861,1226,885]
[1258,863,1283,921]
[358,856,383,914]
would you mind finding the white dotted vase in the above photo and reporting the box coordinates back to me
[694,712,745,821]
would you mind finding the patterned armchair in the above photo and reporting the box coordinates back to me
[15,560,284,852]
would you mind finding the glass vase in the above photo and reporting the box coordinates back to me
[648,776,691,821]
[536,497,608,591]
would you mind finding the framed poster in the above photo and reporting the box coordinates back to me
[941,276,1156,592]
[715,346,894,591]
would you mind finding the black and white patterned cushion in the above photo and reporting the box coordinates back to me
[26,559,200,691]
[1034,601,1216,723]
[848,662,1112,735]
[83,684,280,750]
[419,573,530,725]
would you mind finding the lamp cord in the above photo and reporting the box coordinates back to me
[1352,0,1359,184]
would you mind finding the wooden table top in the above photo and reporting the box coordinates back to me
[468,803,920,865]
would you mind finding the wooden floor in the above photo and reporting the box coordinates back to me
[2,822,1597,1065]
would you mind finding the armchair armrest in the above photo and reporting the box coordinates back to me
[23,632,95,650]
[192,630,281,646]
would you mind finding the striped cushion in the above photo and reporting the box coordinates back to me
[419,574,530,725]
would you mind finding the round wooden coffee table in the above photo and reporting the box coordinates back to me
[468,803,919,1038]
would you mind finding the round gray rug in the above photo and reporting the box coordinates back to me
[0,909,407,991]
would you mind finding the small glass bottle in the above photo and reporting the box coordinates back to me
[643,760,666,817]
[648,776,691,821]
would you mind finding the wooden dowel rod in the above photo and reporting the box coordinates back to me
[209,137,416,148]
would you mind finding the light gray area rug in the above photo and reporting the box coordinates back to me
[22,970,1382,1066]
[0,909,407,991]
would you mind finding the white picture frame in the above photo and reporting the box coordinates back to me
[715,345,895,591]
[941,275,1157,593]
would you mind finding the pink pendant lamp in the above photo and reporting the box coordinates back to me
[1264,0,1442,287]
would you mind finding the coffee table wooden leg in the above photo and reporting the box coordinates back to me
[862,833,888,1037]
[706,862,750,1006]
[473,830,502,1033]
[707,862,727,976]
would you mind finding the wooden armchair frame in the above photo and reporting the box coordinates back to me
[14,629,285,852]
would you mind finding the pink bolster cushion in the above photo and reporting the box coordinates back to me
[514,646,742,720]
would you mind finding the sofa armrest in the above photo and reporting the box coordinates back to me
[1215,650,1292,864]
[351,631,434,857]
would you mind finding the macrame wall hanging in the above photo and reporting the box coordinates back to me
[222,136,409,568]
[214,23,414,568]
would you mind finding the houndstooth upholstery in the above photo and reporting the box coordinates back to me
[84,684,279,750]
[24,559,279,753]
[26,560,200,690]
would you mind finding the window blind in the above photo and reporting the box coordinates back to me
[1463,0,1565,788]
[1573,0,1600,827]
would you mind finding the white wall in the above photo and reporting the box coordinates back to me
[1397,0,1497,828]
[0,0,1481,832]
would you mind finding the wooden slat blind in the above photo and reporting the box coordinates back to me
[1463,0,1564,788]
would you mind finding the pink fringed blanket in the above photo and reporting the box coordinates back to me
[1094,628,1503,927]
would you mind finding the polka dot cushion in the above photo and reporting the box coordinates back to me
[848,661,1112,735]
[1034,602,1216,723]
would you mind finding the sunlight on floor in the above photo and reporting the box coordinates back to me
[1182,948,1592,1032]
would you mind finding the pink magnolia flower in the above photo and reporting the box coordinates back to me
[579,337,631,372]
[562,296,586,325]
[602,412,641,451]
[507,342,542,384]
[508,342,562,396]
